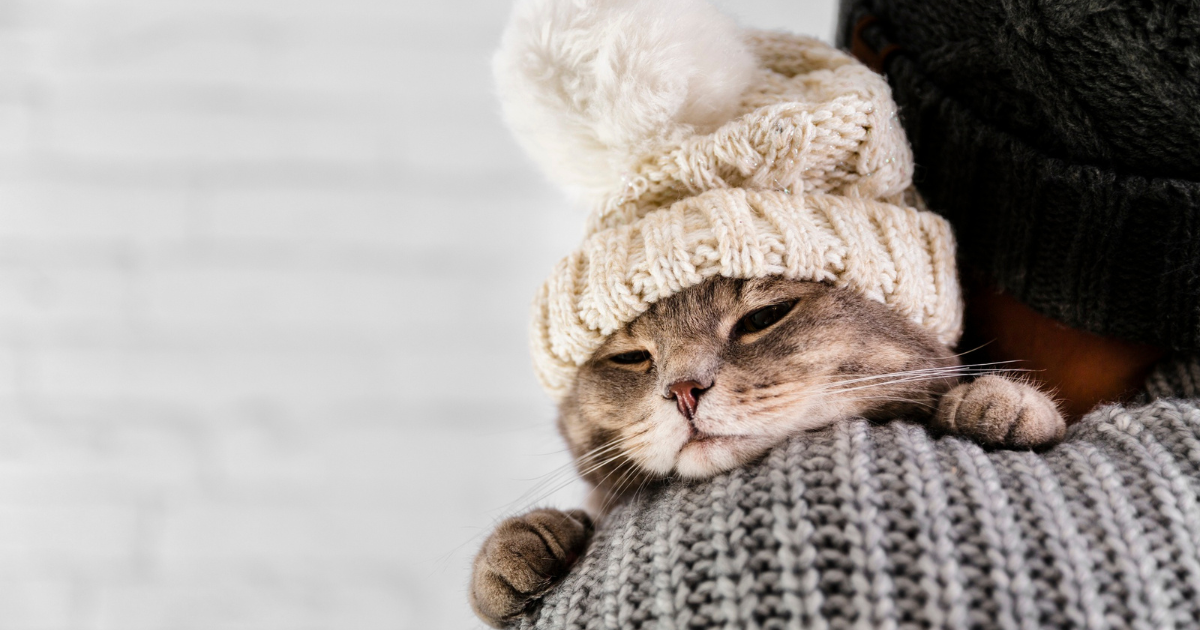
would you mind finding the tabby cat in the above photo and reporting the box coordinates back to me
[469,276,1064,627]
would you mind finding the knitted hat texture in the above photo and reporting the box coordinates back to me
[838,0,1200,350]
[496,0,963,400]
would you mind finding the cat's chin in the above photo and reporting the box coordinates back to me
[673,435,768,479]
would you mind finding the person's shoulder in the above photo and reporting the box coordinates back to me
[1143,355,1200,401]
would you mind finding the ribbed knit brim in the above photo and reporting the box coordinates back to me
[838,0,1200,350]
[532,188,962,398]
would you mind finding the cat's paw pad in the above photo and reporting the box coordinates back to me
[934,375,1065,448]
[469,508,593,628]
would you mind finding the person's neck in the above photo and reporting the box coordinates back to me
[960,278,1167,422]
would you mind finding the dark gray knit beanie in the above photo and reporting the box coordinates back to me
[836,0,1200,349]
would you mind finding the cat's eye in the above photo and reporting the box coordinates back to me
[608,350,651,365]
[737,301,796,335]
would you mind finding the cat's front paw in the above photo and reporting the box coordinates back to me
[933,375,1065,449]
[469,508,593,628]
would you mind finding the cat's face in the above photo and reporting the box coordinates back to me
[558,276,957,499]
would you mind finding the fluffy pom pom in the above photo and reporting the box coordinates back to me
[493,0,757,200]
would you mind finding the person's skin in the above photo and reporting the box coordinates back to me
[960,274,1168,422]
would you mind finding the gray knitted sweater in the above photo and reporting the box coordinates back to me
[517,360,1200,629]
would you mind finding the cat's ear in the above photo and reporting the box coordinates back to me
[493,0,756,201]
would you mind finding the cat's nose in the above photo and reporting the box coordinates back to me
[667,380,709,421]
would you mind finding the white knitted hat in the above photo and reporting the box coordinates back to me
[495,0,963,401]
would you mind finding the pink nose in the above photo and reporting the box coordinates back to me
[667,380,708,420]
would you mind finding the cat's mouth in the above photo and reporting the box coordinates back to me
[674,427,761,478]
[684,427,743,446]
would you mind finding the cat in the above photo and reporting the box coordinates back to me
[469,276,1065,627]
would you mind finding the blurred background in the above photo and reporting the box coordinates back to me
[0,1,835,628]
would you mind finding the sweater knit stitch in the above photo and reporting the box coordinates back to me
[514,359,1200,630]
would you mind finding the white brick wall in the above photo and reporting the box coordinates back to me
[0,1,835,628]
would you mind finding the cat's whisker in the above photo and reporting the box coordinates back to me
[816,363,1005,389]
[583,440,644,486]
[506,427,659,514]
[570,433,644,470]
[614,471,646,510]
[826,373,962,393]
[503,471,583,513]
[512,449,633,508]
[814,369,1038,408]
[795,372,958,397]
[597,454,649,517]
[816,363,1032,396]
[574,432,646,469]
[821,361,1030,386]
[603,469,635,514]
[501,436,641,513]
[575,440,632,466]
[576,449,634,478]
[516,445,614,488]
[819,367,966,388]
[946,342,1002,359]
[511,458,581,482]
[590,458,640,513]
[509,449,635,514]
[508,462,577,494]
[577,432,639,456]
[627,467,655,505]
[823,371,981,394]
